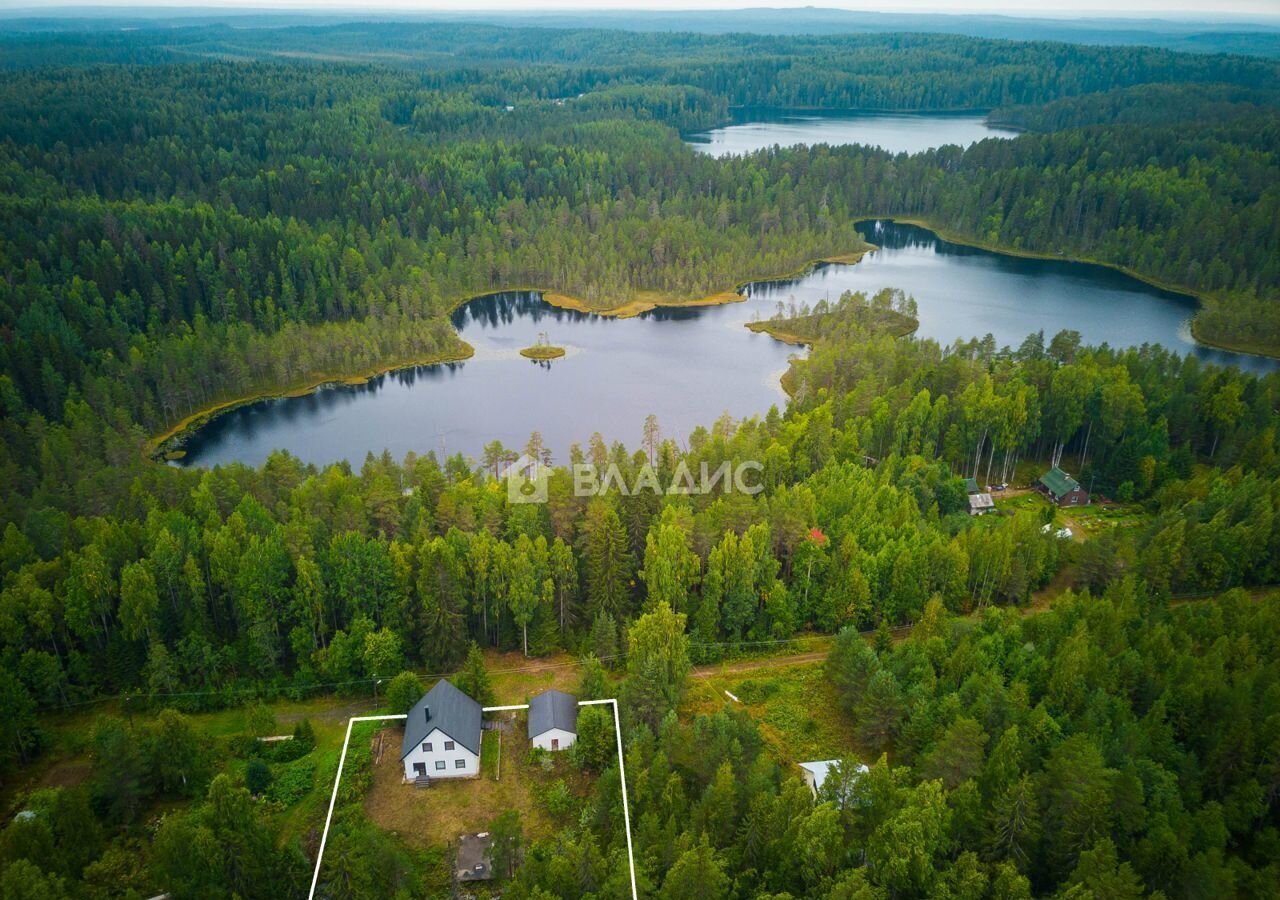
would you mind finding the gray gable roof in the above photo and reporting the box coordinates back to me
[401,679,482,759]
[528,690,579,738]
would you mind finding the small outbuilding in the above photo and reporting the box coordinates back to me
[1036,466,1089,507]
[456,832,494,882]
[798,759,869,799]
[968,492,995,516]
[964,477,981,494]
[528,689,578,752]
[401,679,483,783]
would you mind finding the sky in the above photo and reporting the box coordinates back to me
[3,1,1278,17]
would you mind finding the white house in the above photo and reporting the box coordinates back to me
[528,689,578,751]
[799,759,869,799]
[401,679,483,782]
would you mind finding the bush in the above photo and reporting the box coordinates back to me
[734,679,779,704]
[267,759,315,805]
[526,747,553,772]
[572,704,612,771]
[245,703,276,738]
[539,779,574,818]
[384,671,424,715]
[336,729,375,804]
[226,734,261,759]
[292,718,316,747]
[245,759,273,796]
[267,737,313,764]
[454,644,495,707]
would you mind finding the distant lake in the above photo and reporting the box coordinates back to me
[177,220,1274,469]
[686,109,1020,156]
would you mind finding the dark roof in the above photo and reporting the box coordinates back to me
[528,690,579,738]
[1038,466,1081,497]
[964,477,980,494]
[401,679,482,758]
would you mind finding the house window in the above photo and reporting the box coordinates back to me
[435,761,446,771]
[455,759,465,769]
[444,741,455,751]
[423,742,432,752]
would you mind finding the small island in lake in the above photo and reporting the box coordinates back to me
[519,344,566,360]
[520,332,566,360]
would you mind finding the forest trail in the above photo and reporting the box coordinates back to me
[691,648,831,678]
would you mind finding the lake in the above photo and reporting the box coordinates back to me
[177,221,1274,469]
[686,109,1020,156]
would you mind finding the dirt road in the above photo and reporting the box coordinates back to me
[691,649,831,678]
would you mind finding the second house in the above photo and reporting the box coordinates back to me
[528,689,579,752]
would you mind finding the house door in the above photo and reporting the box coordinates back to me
[413,762,426,777]
[551,738,559,751]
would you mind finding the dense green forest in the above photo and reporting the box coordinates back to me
[2,293,1278,896]
[0,19,1278,900]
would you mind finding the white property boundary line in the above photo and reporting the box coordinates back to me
[307,699,637,900]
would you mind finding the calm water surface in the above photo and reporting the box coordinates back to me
[686,109,1019,156]
[178,221,1274,469]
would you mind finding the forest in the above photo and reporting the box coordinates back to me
[0,18,1278,900]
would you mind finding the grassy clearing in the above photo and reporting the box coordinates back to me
[686,660,857,765]
[361,715,569,851]
[484,650,596,705]
[1058,501,1150,536]
[988,489,1149,538]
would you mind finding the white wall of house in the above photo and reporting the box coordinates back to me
[531,727,576,752]
[401,727,479,781]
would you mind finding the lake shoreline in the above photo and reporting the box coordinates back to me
[540,289,746,319]
[1187,320,1280,361]
[747,309,920,397]
[146,342,477,461]
[536,248,875,318]
[689,105,1015,138]
[146,249,873,461]
[150,219,1272,465]
[865,216,1280,362]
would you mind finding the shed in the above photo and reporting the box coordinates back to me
[968,492,995,516]
[528,689,579,751]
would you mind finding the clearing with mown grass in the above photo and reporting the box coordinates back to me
[361,713,586,851]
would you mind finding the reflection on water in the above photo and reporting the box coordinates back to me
[686,109,1019,156]
[178,221,1274,469]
